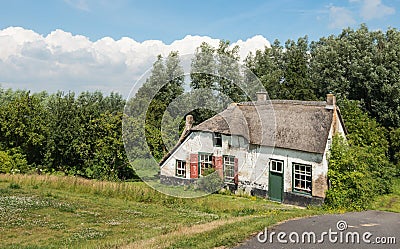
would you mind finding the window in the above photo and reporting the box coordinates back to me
[199,153,213,176]
[223,156,235,182]
[176,160,186,178]
[293,163,312,195]
[213,133,222,147]
[270,159,283,173]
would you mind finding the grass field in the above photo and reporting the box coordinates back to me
[371,177,400,213]
[0,174,328,249]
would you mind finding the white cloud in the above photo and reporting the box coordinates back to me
[0,27,270,96]
[232,35,271,59]
[328,6,356,29]
[359,0,395,20]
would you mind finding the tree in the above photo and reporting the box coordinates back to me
[124,51,185,161]
[281,36,317,100]
[310,25,400,128]
[215,40,246,103]
[325,100,396,210]
[44,92,80,173]
[0,91,49,167]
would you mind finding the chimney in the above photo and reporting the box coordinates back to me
[179,115,193,142]
[256,92,268,102]
[326,94,336,109]
[185,115,193,130]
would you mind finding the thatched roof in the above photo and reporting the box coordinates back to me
[191,100,338,154]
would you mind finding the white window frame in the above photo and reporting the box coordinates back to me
[223,155,235,182]
[176,160,186,178]
[270,159,283,173]
[199,153,213,176]
[293,163,312,195]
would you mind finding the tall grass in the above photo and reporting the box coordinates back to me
[0,174,291,216]
[0,174,165,202]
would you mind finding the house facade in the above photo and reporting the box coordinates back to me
[160,93,346,206]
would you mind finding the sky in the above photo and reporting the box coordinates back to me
[0,0,399,96]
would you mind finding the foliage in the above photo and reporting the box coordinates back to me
[245,37,318,100]
[124,51,185,161]
[0,87,131,180]
[325,100,396,211]
[389,128,400,176]
[0,149,29,174]
[310,24,400,128]
[196,169,224,193]
[371,177,400,213]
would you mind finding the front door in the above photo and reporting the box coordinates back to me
[268,160,284,202]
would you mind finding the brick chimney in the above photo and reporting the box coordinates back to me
[326,94,336,109]
[179,115,193,141]
[184,115,193,130]
[256,92,268,102]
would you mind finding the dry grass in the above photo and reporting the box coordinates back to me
[122,217,249,249]
[0,174,323,249]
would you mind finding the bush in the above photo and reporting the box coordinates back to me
[196,169,224,193]
[0,149,29,174]
[325,135,395,210]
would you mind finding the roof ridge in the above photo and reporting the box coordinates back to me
[238,99,327,106]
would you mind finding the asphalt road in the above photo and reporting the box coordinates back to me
[233,210,399,249]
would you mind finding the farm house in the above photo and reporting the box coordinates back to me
[159,93,346,206]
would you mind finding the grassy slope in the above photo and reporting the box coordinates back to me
[371,177,400,213]
[0,174,326,249]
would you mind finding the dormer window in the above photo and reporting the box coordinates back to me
[213,132,222,147]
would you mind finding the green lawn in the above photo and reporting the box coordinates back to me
[0,174,325,249]
[371,177,400,213]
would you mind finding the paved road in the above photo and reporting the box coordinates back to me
[234,210,399,249]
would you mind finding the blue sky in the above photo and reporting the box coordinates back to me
[0,0,399,94]
[1,0,399,43]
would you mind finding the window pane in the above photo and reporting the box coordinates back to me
[293,163,312,194]
[223,156,235,181]
[176,160,186,177]
[270,160,283,173]
[214,133,222,147]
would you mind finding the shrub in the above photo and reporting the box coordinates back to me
[0,149,29,174]
[325,135,395,210]
[196,169,224,193]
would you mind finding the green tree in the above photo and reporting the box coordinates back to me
[310,25,400,128]
[0,91,48,167]
[325,100,396,210]
[44,92,80,173]
[282,36,317,100]
[125,51,184,161]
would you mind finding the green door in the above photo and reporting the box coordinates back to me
[268,160,284,202]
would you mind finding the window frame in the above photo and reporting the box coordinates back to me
[198,152,213,176]
[269,159,284,174]
[213,132,222,147]
[175,160,186,178]
[292,163,312,195]
[223,155,235,182]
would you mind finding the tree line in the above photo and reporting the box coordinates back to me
[0,89,135,180]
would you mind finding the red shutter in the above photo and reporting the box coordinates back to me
[214,156,223,178]
[234,157,239,184]
[190,154,198,179]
